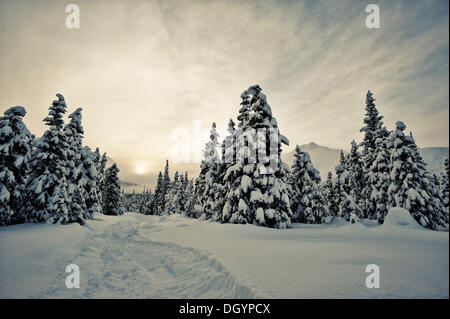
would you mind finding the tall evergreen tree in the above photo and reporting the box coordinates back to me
[25,94,72,224]
[214,119,237,222]
[63,108,87,223]
[368,135,392,223]
[103,163,124,216]
[184,178,195,217]
[347,140,365,218]
[93,147,105,213]
[199,122,220,220]
[152,171,164,215]
[179,172,189,213]
[289,146,328,224]
[164,171,181,215]
[222,85,292,228]
[359,90,390,217]
[160,160,171,214]
[99,152,108,213]
[193,165,207,218]
[334,151,361,222]
[323,171,338,217]
[81,146,101,219]
[0,106,33,225]
[388,121,446,229]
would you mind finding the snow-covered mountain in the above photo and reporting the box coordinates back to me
[282,142,449,179]
[281,142,343,178]
[419,147,449,175]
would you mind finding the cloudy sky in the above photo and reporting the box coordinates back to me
[0,0,448,189]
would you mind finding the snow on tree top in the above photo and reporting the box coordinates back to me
[395,121,406,131]
[4,106,26,117]
[366,90,375,102]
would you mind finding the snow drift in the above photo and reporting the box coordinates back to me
[382,207,421,229]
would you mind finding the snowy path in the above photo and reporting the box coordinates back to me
[0,215,256,298]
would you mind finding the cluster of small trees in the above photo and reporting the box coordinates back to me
[0,94,123,226]
[127,86,449,231]
[122,162,195,216]
[320,91,449,230]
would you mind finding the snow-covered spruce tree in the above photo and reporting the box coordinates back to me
[193,162,207,218]
[441,159,449,220]
[178,172,189,213]
[368,135,391,223]
[152,171,164,215]
[289,145,328,224]
[159,160,171,215]
[323,171,339,216]
[184,178,195,217]
[334,153,361,223]
[98,151,108,213]
[199,122,220,220]
[337,150,351,195]
[333,164,344,216]
[25,94,72,224]
[93,148,106,213]
[347,140,365,218]
[168,173,188,215]
[410,134,446,228]
[213,119,237,222]
[164,171,181,215]
[222,85,292,228]
[359,90,391,217]
[339,192,363,224]
[0,106,33,225]
[221,90,255,224]
[63,108,87,223]
[103,163,124,216]
[388,121,445,229]
[81,146,102,219]
[430,172,445,223]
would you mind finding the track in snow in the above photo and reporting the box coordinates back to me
[38,218,256,298]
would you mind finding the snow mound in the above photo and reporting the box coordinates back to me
[383,207,421,229]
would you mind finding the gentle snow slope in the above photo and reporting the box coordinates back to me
[144,214,449,298]
[1,213,448,298]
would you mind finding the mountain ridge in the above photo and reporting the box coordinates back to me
[282,142,449,179]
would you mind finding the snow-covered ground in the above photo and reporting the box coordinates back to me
[0,212,448,298]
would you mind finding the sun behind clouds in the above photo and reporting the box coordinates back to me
[134,162,150,175]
